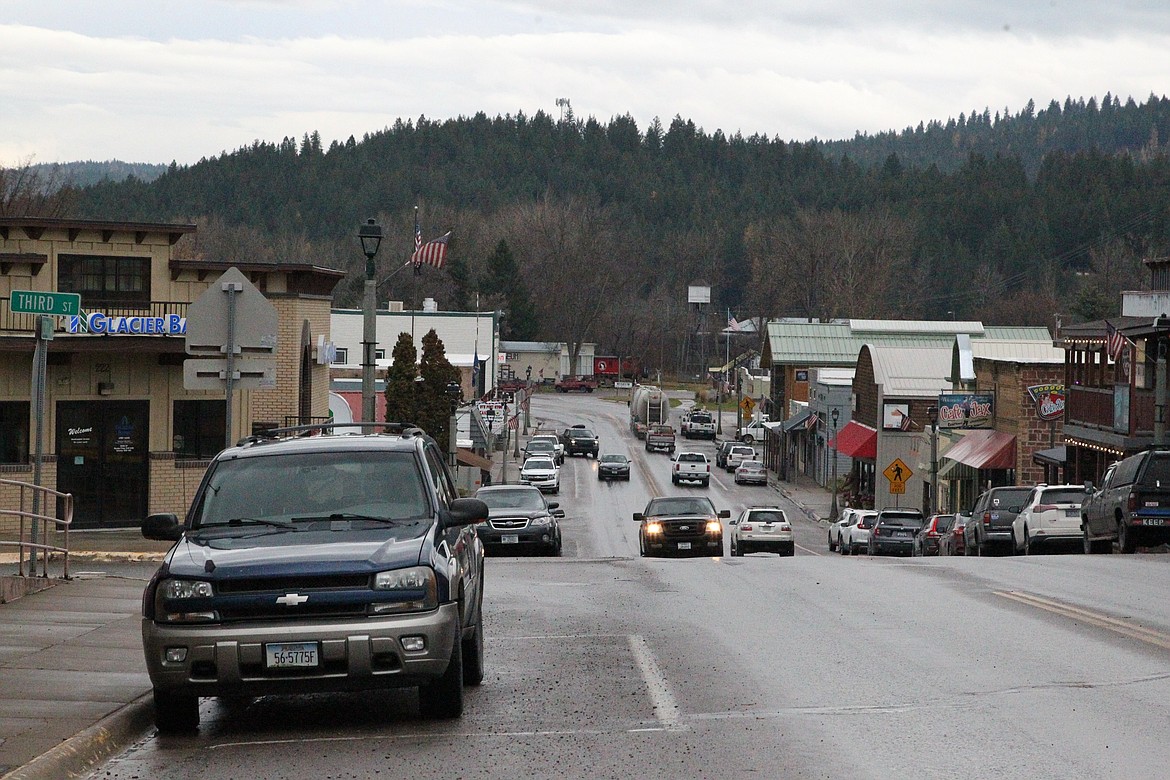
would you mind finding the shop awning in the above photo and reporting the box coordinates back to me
[1032,444,1066,467]
[940,429,1016,470]
[827,420,877,459]
[457,448,494,471]
[781,407,813,432]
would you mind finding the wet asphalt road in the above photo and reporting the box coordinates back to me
[88,394,1170,779]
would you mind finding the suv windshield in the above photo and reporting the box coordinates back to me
[748,510,786,523]
[645,497,715,516]
[1040,487,1086,504]
[193,450,430,528]
[477,488,546,511]
[879,512,924,528]
[1144,454,1170,485]
[992,488,1032,509]
[570,430,596,439]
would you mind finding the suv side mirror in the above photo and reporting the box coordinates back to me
[445,498,489,527]
[718,509,731,518]
[1083,481,1094,493]
[143,513,183,541]
[633,512,645,523]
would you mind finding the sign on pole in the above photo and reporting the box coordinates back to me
[740,396,756,416]
[10,290,81,316]
[883,458,913,495]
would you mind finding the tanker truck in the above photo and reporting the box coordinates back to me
[630,384,670,440]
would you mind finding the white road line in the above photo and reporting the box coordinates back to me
[627,634,685,731]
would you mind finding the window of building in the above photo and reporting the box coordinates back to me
[58,254,151,306]
[0,402,30,464]
[333,347,348,364]
[173,401,225,459]
[375,349,385,361]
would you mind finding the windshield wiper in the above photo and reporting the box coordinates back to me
[225,516,295,529]
[291,512,413,525]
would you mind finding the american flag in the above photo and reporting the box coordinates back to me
[508,413,519,430]
[1105,320,1129,362]
[805,411,819,430]
[899,411,915,431]
[410,232,451,270]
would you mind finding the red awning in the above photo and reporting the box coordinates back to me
[941,430,1016,470]
[828,420,877,459]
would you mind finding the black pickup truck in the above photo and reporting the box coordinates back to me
[1082,448,1170,553]
[139,423,488,732]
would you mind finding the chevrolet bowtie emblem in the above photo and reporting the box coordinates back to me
[276,593,309,606]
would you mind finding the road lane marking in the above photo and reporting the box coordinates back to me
[627,634,685,731]
[794,543,822,556]
[995,590,1170,651]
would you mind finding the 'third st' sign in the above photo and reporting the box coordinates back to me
[10,290,82,316]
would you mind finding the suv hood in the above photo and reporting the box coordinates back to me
[164,529,427,579]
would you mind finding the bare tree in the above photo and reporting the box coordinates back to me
[0,159,75,217]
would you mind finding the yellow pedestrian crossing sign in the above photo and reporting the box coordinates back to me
[740,396,755,416]
[883,458,912,494]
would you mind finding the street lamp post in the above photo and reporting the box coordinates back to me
[359,219,383,424]
[927,405,939,516]
[446,381,462,467]
[829,407,840,522]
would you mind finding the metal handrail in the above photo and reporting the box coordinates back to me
[0,478,74,579]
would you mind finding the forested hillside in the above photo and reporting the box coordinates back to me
[56,95,1170,369]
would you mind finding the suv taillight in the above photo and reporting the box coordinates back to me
[1128,492,1138,513]
[983,512,992,526]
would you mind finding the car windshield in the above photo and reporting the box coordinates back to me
[739,462,764,470]
[600,454,627,463]
[678,453,706,462]
[645,497,715,516]
[690,413,712,423]
[880,512,924,527]
[523,458,555,470]
[731,447,754,456]
[1039,487,1085,504]
[570,430,596,439]
[477,488,546,510]
[748,510,786,523]
[193,450,430,529]
[526,441,554,451]
[935,514,955,530]
[993,488,1032,507]
[530,436,558,446]
[1145,454,1170,484]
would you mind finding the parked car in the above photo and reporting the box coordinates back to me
[841,510,877,555]
[828,508,859,552]
[715,440,738,469]
[1014,483,1089,554]
[913,514,954,556]
[139,422,488,732]
[724,445,756,472]
[519,456,560,494]
[965,486,1033,556]
[560,425,599,458]
[1082,449,1170,553]
[597,453,632,481]
[939,512,969,555]
[869,508,925,556]
[729,507,793,556]
[634,495,728,557]
[475,483,563,556]
[671,451,711,487]
[734,460,768,485]
[527,433,564,465]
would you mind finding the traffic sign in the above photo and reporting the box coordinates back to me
[614,381,633,389]
[740,396,756,415]
[883,458,913,494]
[10,290,81,316]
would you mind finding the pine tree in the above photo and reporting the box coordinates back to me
[482,239,538,339]
[416,329,462,452]
[383,333,418,424]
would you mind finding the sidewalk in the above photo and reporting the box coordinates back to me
[773,472,836,524]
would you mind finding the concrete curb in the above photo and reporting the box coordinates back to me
[773,483,824,525]
[0,694,153,780]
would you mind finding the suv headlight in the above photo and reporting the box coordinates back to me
[371,566,438,613]
[530,514,552,526]
[155,578,217,623]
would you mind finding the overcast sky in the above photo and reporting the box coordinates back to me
[3,0,1169,166]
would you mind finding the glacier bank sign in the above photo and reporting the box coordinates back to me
[67,312,187,336]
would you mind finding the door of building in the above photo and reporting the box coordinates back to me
[56,401,149,528]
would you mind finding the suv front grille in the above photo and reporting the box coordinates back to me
[216,574,370,593]
[490,516,530,530]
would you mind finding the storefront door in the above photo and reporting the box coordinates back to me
[56,401,149,528]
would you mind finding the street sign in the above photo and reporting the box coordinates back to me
[10,290,81,316]
[740,396,756,415]
[883,458,913,494]
[185,268,278,358]
[614,381,633,389]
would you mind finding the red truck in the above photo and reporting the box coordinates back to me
[555,375,598,393]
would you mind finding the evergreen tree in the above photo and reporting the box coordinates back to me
[444,254,474,311]
[416,329,461,452]
[383,333,418,424]
[482,239,539,339]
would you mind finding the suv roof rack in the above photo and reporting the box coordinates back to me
[236,421,426,447]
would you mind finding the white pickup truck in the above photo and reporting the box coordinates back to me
[684,410,716,440]
[670,451,711,487]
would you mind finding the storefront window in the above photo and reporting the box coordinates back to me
[58,254,150,306]
[173,401,225,459]
[0,402,30,464]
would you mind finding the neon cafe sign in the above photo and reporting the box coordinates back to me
[67,311,187,336]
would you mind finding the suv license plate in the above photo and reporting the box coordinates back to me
[265,642,319,669]
[502,534,520,544]
[677,542,692,550]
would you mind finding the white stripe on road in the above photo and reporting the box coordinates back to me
[627,634,685,731]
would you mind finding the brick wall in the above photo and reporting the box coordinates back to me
[974,359,1064,485]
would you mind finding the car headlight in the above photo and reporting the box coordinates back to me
[371,566,438,613]
[155,578,217,623]
[706,520,723,534]
[531,514,552,526]
[645,521,664,535]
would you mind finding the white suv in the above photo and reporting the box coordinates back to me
[1013,483,1088,554]
[520,456,560,494]
[828,508,859,551]
[841,510,877,555]
[724,445,756,472]
[730,507,793,556]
